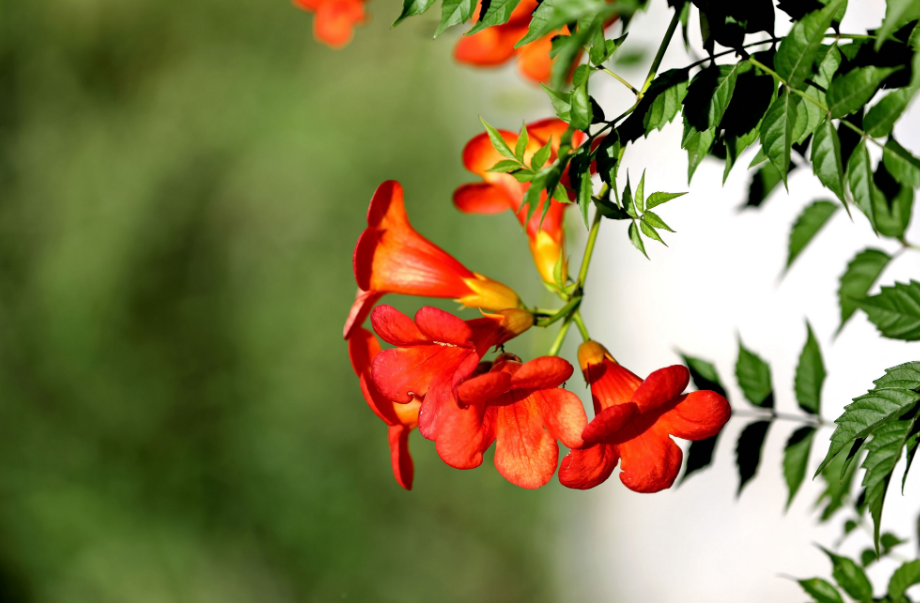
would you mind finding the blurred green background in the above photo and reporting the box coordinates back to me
[0,1,570,601]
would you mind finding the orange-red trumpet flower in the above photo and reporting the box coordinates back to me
[559,341,731,492]
[294,0,367,48]
[345,181,521,339]
[454,119,585,285]
[369,304,533,469]
[349,327,420,489]
[457,354,589,488]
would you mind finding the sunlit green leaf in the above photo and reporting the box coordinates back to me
[435,0,476,36]
[864,89,914,138]
[820,548,873,602]
[479,117,516,160]
[877,0,920,51]
[856,280,920,341]
[883,137,920,188]
[795,322,826,415]
[787,200,838,270]
[628,221,648,259]
[394,0,438,26]
[846,140,878,230]
[467,0,523,35]
[889,560,920,601]
[812,119,848,205]
[760,90,798,187]
[645,191,686,209]
[775,0,847,90]
[827,66,900,118]
[838,249,892,333]
[799,577,844,603]
[736,339,774,408]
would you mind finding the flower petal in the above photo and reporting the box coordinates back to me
[343,288,383,340]
[631,365,690,413]
[458,371,513,405]
[516,35,554,83]
[511,356,574,390]
[533,388,589,449]
[414,306,473,346]
[371,345,468,405]
[370,305,426,347]
[433,399,489,469]
[453,182,515,215]
[416,351,480,439]
[493,397,558,488]
[454,27,518,67]
[617,430,683,493]
[582,402,638,444]
[388,424,414,490]
[658,390,732,441]
[558,442,619,490]
[586,359,643,413]
[347,326,382,375]
[460,130,516,176]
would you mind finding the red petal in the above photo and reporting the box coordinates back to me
[511,356,574,390]
[367,180,407,228]
[658,390,732,441]
[371,345,467,405]
[587,359,643,412]
[458,371,513,405]
[533,388,589,449]
[343,288,383,340]
[370,305,426,347]
[388,424,415,490]
[461,131,515,176]
[414,306,473,346]
[313,0,364,48]
[453,182,515,215]
[415,351,479,439]
[617,430,682,493]
[347,327,381,376]
[454,27,518,67]
[493,397,558,488]
[558,443,619,489]
[516,34,554,83]
[582,402,638,444]
[526,118,569,150]
[433,399,489,469]
[632,365,690,413]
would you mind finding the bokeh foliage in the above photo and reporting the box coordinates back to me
[0,1,554,601]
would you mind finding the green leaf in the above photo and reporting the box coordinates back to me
[881,532,906,551]
[862,414,920,551]
[816,382,920,476]
[874,163,915,240]
[435,0,476,36]
[874,361,920,389]
[847,141,878,230]
[623,173,636,217]
[640,220,666,246]
[514,122,529,163]
[635,169,646,212]
[542,85,572,122]
[760,90,798,187]
[828,66,901,119]
[736,339,774,408]
[590,32,627,65]
[479,117,516,160]
[572,64,591,88]
[746,161,789,209]
[595,132,620,188]
[799,578,844,603]
[838,249,892,333]
[723,127,762,183]
[864,89,914,138]
[889,560,920,601]
[578,168,593,228]
[620,69,689,138]
[641,210,674,232]
[627,221,648,259]
[645,192,686,209]
[393,0,438,26]
[811,118,848,205]
[784,426,816,509]
[571,84,593,131]
[467,0,523,35]
[857,280,920,341]
[883,137,920,188]
[814,44,843,89]
[775,0,847,90]
[877,0,920,51]
[488,159,522,173]
[736,420,770,495]
[787,200,839,270]
[531,140,552,171]
[820,548,873,603]
[678,353,728,485]
[515,0,611,47]
[795,322,827,415]
[817,446,861,521]
[685,126,716,183]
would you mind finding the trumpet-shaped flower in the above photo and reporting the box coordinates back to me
[559,341,731,493]
[453,0,562,84]
[294,0,366,48]
[349,327,420,489]
[345,180,521,339]
[457,354,589,488]
[453,119,585,284]
[370,305,533,469]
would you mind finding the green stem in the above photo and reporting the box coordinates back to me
[642,8,682,93]
[598,67,640,95]
[732,407,831,428]
[548,318,573,357]
[572,311,590,342]
[535,297,582,327]
[577,209,603,286]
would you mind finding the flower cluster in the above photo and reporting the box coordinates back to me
[294,0,366,48]
[343,124,731,491]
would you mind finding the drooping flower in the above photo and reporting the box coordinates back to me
[457,354,589,488]
[345,180,521,339]
[559,341,731,493]
[294,0,367,48]
[349,327,420,490]
[453,119,586,285]
[370,304,533,469]
[453,0,555,83]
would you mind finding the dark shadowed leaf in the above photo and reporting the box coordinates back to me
[838,249,892,333]
[787,200,838,270]
[736,420,771,495]
[784,426,816,509]
[817,445,861,522]
[873,161,915,240]
[883,137,920,188]
[746,161,794,209]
